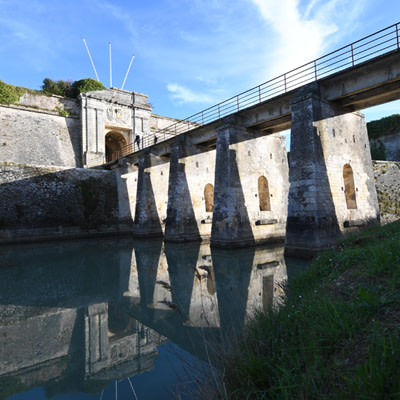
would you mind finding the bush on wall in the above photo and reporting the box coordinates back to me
[0,80,26,105]
[41,78,106,98]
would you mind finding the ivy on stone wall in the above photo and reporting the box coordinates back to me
[0,80,27,105]
[367,114,400,139]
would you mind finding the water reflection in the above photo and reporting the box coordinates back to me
[0,237,301,399]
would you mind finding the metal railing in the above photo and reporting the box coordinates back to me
[110,22,400,162]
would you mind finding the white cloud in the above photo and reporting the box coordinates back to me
[250,0,364,77]
[167,83,216,104]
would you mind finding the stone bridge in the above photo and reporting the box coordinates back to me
[100,24,400,255]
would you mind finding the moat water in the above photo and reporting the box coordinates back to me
[0,237,310,400]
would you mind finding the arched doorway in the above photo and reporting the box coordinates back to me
[258,176,271,211]
[204,184,214,212]
[105,131,127,162]
[343,164,357,209]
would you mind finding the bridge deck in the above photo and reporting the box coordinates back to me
[110,22,400,161]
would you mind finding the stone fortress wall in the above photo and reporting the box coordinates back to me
[0,89,181,242]
[0,90,182,168]
[0,93,81,167]
[0,88,399,245]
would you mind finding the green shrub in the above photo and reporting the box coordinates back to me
[41,78,106,98]
[0,80,26,105]
[71,78,106,96]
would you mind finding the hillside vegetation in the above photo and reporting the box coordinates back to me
[367,114,400,139]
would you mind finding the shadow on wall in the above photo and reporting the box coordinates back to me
[165,160,201,241]
[0,166,120,243]
[65,115,83,168]
[212,149,254,246]
[286,95,341,253]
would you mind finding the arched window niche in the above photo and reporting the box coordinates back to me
[343,164,357,209]
[258,176,271,211]
[204,184,214,212]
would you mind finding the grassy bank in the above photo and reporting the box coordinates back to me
[212,221,400,399]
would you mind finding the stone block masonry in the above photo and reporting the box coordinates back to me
[286,88,380,255]
[373,161,400,225]
[0,93,82,168]
[0,165,125,244]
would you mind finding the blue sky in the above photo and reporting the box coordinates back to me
[0,0,399,123]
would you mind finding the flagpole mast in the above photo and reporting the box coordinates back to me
[121,54,135,90]
[82,38,100,82]
[109,42,112,88]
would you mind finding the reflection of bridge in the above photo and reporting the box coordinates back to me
[111,23,400,255]
[0,239,287,398]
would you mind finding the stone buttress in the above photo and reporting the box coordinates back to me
[286,86,380,255]
[132,149,169,237]
[164,135,216,242]
[211,116,289,248]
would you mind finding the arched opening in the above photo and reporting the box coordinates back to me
[258,176,271,211]
[204,184,214,212]
[343,164,357,209]
[105,131,127,162]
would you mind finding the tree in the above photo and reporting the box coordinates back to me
[41,78,106,98]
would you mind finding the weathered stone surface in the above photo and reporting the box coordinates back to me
[132,150,169,236]
[0,105,81,167]
[0,165,121,243]
[286,88,380,255]
[211,117,289,248]
[165,135,216,242]
[373,161,400,224]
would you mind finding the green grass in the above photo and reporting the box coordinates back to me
[212,220,400,399]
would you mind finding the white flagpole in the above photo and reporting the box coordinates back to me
[121,54,135,90]
[109,42,112,88]
[82,38,100,82]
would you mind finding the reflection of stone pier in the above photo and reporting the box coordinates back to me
[1,237,294,399]
[245,244,287,319]
[124,240,288,336]
[185,243,220,328]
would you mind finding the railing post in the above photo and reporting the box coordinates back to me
[284,74,287,92]
[397,23,400,49]
[351,44,355,66]
[258,86,261,103]
[237,96,240,111]
[314,60,318,81]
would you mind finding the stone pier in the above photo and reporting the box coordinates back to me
[164,135,216,242]
[211,117,289,248]
[132,150,169,237]
[286,87,380,255]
